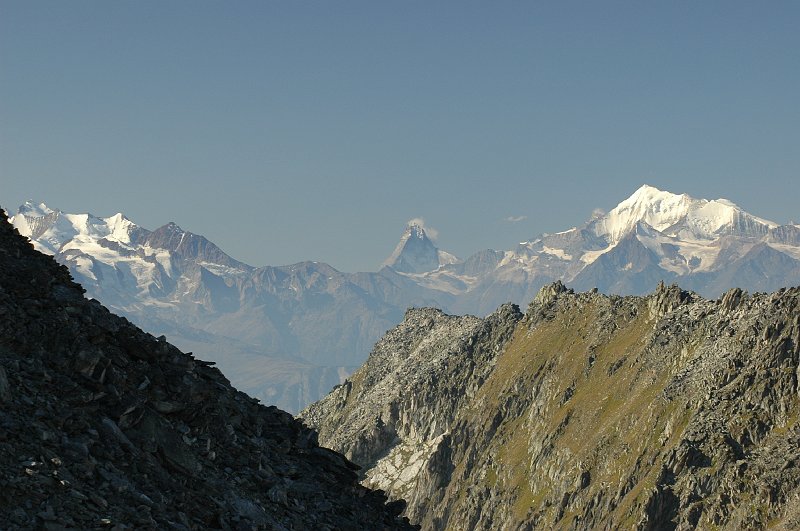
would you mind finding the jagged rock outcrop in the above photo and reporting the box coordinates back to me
[302,303,522,511]
[0,207,416,530]
[303,281,800,530]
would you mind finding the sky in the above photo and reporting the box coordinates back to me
[1,1,798,272]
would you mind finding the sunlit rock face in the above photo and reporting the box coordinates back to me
[304,281,800,530]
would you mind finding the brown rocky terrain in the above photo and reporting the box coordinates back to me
[303,280,800,529]
[0,206,416,529]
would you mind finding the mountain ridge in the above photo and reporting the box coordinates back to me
[0,205,416,530]
[10,185,800,411]
[302,281,800,529]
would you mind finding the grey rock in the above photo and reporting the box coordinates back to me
[0,365,10,402]
[0,206,417,530]
[305,281,800,530]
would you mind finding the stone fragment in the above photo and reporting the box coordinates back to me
[0,366,10,402]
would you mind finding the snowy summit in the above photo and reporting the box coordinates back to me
[382,221,460,274]
[594,184,777,243]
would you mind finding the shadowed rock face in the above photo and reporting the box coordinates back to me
[0,207,417,530]
[303,280,800,530]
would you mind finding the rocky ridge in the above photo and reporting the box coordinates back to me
[0,206,415,530]
[303,280,800,529]
[13,186,800,413]
[10,202,451,413]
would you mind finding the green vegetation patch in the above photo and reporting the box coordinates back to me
[468,297,700,528]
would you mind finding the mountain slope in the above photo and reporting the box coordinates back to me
[10,203,457,412]
[0,206,415,529]
[436,184,800,314]
[10,186,800,412]
[302,281,800,530]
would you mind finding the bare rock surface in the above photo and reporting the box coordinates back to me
[303,279,800,530]
[0,206,416,530]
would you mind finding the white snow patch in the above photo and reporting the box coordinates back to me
[580,246,614,265]
[104,213,134,243]
[73,256,97,281]
[555,227,577,235]
[396,269,475,295]
[436,249,461,267]
[542,247,573,260]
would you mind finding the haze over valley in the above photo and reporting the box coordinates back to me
[3,3,799,528]
[10,185,800,412]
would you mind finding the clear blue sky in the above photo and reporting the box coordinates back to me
[2,1,798,271]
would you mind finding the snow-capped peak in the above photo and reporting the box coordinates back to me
[594,184,777,243]
[19,200,56,218]
[406,223,427,240]
[616,184,684,209]
[382,221,460,274]
[103,212,138,244]
[10,202,144,254]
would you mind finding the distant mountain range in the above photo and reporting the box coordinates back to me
[8,185,800,411]
[400,184,800,315]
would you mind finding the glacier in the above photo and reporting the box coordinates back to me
[7,185,800,411]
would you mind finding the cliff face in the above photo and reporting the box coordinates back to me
[303,281,800,530]
[301,303,523,509]
[0,207,415,530]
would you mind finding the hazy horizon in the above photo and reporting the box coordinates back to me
[3,2,798,271]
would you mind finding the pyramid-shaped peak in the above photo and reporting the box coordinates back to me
[383,220,459,274]
[161,221,185,233]
[143,222,192,251]
[403,218,435,240]
[405,223,428,240]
